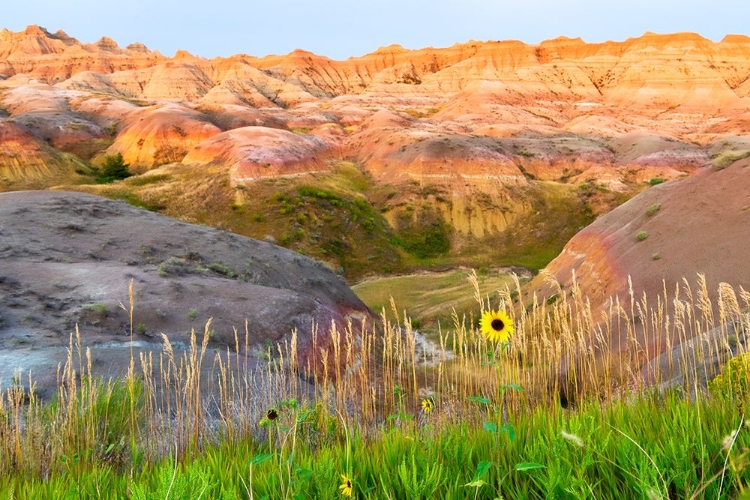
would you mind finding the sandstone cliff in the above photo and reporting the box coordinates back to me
[1,26,749,277]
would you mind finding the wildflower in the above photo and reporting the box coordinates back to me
[421,397,434,414]
[259,408,279,426]
[339,473,353,497]
[479,310,515,343]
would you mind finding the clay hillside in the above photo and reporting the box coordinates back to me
[2,26,750,281]
[0,190,372,397]
[534,154,750,330]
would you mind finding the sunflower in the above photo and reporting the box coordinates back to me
[421,397,434,414]
[259,408,279,426]
[479,310,514,343]
[339,473,353,497]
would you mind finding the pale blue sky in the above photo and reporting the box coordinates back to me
[4,0,748,60]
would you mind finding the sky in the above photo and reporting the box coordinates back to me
[4,0,749,60]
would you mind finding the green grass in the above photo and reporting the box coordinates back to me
[2,388,747,498]
[2,275,750,498]
[126,173,172,187]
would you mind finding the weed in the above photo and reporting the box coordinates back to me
[636,231,649,241]
[208,262,236,278]
[710,353,750,400]
[645,203,661,216]
[82,303,109,315]
[714,150,750,170]
[158,257,207,277]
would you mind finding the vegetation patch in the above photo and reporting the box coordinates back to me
[92,153,132,184]
[713,150,750,170]
[645,203,661,216]
[157,257,207,277]
[393,212,451,260]
[1,276,749,498]
[353,269,517,334]
[126,174,172,187]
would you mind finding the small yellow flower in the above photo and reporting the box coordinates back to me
[479,310,514,343]
[339,473,353,497]
[421,397,434,414]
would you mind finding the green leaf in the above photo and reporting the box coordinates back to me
[468,396,492,405]
[501,383,524,392]
[249,453,274,466]
[295,467,313,481]
[515,462,545,471]
[280,398,298,409]
[483,421,498,433]
[500,423,516,442]
[474,460,494,480]
[464,479,488,488]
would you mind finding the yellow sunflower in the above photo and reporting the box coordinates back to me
[421,397,434,414]
[259,408,279,426]
[479,310,515,343]
[339,473,353,497]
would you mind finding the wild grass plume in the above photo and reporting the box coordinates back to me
[1,271,749,498]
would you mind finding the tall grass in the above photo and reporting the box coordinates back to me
[0,272,749,498]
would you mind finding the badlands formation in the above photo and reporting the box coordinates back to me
[1,25,750,292]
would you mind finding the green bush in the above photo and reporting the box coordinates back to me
[95,153,131,183]
[645,203,661,216]
[399,223,450,259]
[636,231,649,242]
[710,353,750,400]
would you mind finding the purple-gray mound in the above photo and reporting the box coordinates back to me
[0,190,371,397]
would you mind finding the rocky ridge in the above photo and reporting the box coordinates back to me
[1,26,750,278]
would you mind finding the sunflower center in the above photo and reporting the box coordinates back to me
[491,319,505,331]
[346,480,352,488]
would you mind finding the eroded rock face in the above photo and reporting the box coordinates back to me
[538,158,750,316]
[0,190,372,397]
[530,157,750,388]
[2,26,750,242]
[2,27,750,278]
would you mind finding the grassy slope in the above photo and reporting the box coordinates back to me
[62,160,627,283]
[353,269,517,333]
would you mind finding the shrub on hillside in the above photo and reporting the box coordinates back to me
[94,153,131,183]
